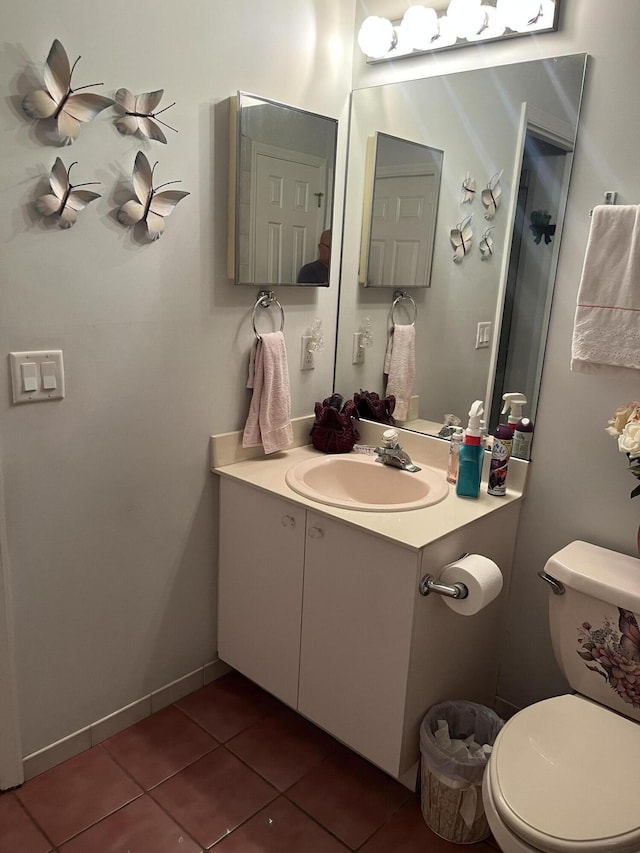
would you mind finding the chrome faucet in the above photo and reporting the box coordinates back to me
[375,429,421,473]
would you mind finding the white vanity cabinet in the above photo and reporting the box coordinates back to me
[217,470,520,785]
[218,478,305,708]
[298,510,418,777]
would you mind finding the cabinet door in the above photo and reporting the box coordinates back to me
[218,479,305,707]
[299,511,418,776]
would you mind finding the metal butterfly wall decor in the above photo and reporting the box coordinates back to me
[35,158,101,229]
[450,215,473,264]
[22,39,114,145]
[461,174,476,205]
[117,151,189,241]
[114,89,177,144]
[529,209,556,245]
[482,170,503,220]
[479,227,494,260]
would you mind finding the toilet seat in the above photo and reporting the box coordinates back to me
[488,694,640,853]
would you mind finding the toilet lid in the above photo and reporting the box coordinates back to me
[490,695,640,853]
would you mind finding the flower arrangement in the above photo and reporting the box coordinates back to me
[606,402,640,499]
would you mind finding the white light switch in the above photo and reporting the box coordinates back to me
[21,362,38,392]
[41,361,57,390]
[9,351,65,404]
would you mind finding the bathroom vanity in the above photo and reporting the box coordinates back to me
[211,420,527,787]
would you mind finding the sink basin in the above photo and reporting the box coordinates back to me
[285,453,449,512]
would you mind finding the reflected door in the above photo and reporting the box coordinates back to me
[252,149,326,284]
[367,171,438,287]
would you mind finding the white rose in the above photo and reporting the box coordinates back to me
[619,421,640,456]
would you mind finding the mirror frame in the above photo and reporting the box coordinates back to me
[228,91,339,287]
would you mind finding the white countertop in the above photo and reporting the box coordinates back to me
[210,419,527,552]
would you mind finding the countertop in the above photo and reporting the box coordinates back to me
[210,418,528,552]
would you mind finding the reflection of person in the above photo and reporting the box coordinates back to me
[297,230,331,284]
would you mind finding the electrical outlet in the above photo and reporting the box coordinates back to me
[475,321,491,349]
[352,332,365,365]
[300,336,315,370]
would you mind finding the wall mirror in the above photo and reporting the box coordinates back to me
[228,92,338,287]
[334,54,587,439]
[359,132,443,288]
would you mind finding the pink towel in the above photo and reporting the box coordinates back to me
[571,204,640,372]
[243,331,293,454]
[384,323,416,421]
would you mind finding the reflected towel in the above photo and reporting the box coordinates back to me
[384,323,415,421]
[571,204,640,372]
[243,331,293,454]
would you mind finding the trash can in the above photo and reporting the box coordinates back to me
[420,700,503,844]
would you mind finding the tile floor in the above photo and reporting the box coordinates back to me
[0,671,501,852]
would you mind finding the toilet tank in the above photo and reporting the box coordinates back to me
[544,540,640,724]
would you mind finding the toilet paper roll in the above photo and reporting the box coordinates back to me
[439,554,503,616]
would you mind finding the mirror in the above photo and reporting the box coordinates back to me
[229,92,338,287]
[360,133,443,288]
[335,54,587,438]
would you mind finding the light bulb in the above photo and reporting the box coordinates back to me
[357,16,396,58]
[468,5,506,40]
[400,6,439,50]
[431,14,458,47]
[496,0,543,31]
[446,0,484,40]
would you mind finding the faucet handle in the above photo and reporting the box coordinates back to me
[382,428,399,447]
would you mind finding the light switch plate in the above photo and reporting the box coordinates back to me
[9,351,65,404]
[475,322,491,349]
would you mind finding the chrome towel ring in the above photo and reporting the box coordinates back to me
[251,290,285,339]
[391,290,417,326]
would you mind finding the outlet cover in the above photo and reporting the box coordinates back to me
[300,336,315,370]
[352,332,365,364]
[475,322,491,349]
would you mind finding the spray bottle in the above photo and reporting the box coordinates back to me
[456,400,485,499]
[501,393,527,434]
[488,420,512,496]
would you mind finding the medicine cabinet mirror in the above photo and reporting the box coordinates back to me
[334,53,587,437]
[229,92,338,287]
[359,133,443,288]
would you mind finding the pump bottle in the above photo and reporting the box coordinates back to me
[512,417,534,460]
[446,427,464,484]
[456,401,485,499]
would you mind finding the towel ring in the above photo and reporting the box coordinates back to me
[251,290,285,338]
[391,290,417,326]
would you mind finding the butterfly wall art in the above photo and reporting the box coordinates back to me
[461,174,476,205]
[35,158,101,229]
[479,227,494,260]
[117,151,189,241]
[529,209,556,245]
[114,89,177,144]
[450,215,473,264]
[482,170,503,220]
[22,40,114,146]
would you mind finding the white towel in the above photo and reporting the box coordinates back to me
[243,331,293,454]
[384,323,416,421]
[571,204,640,372]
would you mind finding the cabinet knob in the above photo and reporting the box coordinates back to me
[308,526,324,539]
[280,515,296,528]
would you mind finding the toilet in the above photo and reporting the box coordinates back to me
[483,540,640,853]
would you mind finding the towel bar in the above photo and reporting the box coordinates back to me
[252,290,285,338]
[391,290,417,326]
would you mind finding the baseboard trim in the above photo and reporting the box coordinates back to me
[22,658,230,781]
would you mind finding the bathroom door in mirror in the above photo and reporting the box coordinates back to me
[229,92,338,287]
[335,54,587,438]
[360,133,443,288]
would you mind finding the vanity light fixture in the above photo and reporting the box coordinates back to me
[357,0,559,61]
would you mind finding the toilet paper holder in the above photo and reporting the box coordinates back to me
[419,553,470,600]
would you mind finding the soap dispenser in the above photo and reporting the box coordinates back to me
[456,400,485,499]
